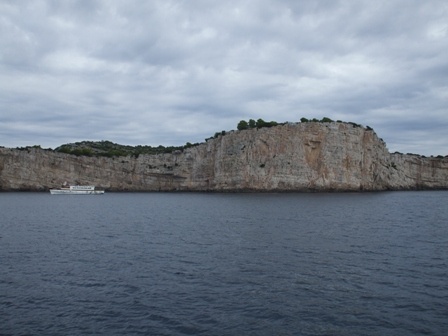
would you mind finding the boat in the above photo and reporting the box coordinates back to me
[50,185,105,195]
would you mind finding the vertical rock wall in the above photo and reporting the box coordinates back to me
[0,122,447,191]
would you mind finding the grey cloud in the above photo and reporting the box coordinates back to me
[0,0,447,155]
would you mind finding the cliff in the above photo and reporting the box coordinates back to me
[1,122,447,191]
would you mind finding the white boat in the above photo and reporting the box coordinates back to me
[50,185,105,195]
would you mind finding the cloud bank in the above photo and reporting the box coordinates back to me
[1,0,447,155]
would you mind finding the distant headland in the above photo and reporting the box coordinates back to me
[1,119,447,192]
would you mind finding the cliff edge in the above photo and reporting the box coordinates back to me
[1,122,447,191]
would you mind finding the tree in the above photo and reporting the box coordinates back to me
[256,118,266,128]
[300,117,309,123]
[248,119,256,128]
[321,117,333,123]
[237,120,248,130]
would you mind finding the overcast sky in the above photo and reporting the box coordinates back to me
[1,0,447,155]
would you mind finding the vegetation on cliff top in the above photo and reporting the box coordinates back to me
[11,118,443,158]
[237,118,279,130]
[54,140,200,158]
[50,118,371,158]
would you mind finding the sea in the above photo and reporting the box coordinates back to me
[1,191,447,336]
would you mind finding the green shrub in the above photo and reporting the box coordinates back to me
[237,120,248,130]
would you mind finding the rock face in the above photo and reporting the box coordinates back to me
[1,122,447,191]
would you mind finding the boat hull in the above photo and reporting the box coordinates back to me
[50,190,105,195]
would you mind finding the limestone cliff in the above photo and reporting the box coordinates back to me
[1,122,447,191]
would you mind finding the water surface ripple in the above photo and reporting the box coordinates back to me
[1,191,447,335]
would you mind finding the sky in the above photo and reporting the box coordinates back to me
[1,0,447,155]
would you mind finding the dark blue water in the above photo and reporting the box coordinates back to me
[1,191,447,335]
